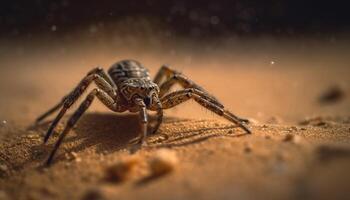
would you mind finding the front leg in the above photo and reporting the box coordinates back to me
[129,98,148,150]
[161,88,251,134]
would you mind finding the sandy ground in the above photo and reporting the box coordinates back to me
[0,33,350,200]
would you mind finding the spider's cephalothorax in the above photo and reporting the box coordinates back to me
[35,59,251,165]
[108,60,160,111]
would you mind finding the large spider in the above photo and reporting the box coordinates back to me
[36,60,251,165]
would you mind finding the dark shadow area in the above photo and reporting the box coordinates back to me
[1,113,250,170]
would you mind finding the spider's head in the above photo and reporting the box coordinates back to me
[120,79,160,108]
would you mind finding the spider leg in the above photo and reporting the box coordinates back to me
[46,88,118,165]
[150,100,163,135]
[154,65,214,97]
[42,71,117,143]
[129,99,148,151]
[159,73,216,101]
[35,67,115,124]
[161,88,251,134]
[155,65,249,123]
[153,65,175,85]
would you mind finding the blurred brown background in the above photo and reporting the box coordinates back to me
[1,1,350,200]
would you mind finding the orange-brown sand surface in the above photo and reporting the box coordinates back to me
[0,34,350,200]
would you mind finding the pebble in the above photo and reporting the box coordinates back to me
[65,152,82,162]
[0,164,8,174]
[318,85,344,104]
[283,134,301,144]
[0,120,7,128]
[105,156,142,182]
[290,126,298,131]
[243,144,252,153]
[149,149,178,176]
[82,188,106,200]
[26,133,40,140]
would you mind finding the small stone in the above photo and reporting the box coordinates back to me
[290,126,298,131]
[283,134,294,142]
[71,152,78,159]
[243,144,252,153]
[75,157,82,163]
[0,164,8,171]
[65,151,82,162]
[149,149,178,176]
[105,156,142,182]
[0,164,8,174]
[26,133,40,139]
[283,134,301,144]
[318,85,344,104]
[227,130,233,134]
[82,188,106,200]
[0,120,7,128]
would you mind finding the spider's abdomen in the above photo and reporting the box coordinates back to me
[108,60,151,84]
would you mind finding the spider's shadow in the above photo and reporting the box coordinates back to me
[29,113,246,166]
[65,113,141,154]
[33,113,183,158]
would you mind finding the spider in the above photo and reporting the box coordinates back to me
[36,60,251,165]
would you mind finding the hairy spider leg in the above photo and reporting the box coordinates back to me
[46,88,119,165]
[41,68,117,143]
[161,88,251,134]
[35,67,115,124]
[128,98,149,151]
[149,99,163,135]
[153,65,217,97]
[154,65,249,123]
